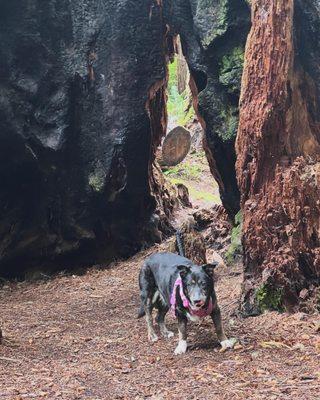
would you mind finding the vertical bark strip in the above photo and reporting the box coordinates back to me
[237,0,320,313]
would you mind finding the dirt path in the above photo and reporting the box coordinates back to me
[1,241,319,400]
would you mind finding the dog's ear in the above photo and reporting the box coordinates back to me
[202,262,219,276]
[177,265,191,278]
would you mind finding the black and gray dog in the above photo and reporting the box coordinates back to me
[138,252,236,355]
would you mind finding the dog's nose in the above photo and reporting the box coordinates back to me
[194,299,204,306]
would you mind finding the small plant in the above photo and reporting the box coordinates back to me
[225,211,243,264]
[256,284,284,312]
[164,161,202,181]
[164,164,201,180]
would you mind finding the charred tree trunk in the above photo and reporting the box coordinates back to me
[0,0,169,276]
[236,0,320,314]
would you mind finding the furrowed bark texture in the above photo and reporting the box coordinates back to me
[164,0,251,219]
[236,0,320,313]
[0,0,168,276]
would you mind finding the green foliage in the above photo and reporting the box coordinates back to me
[164,162,202,181]
[168,177,220,204]
[167,58,195,126]
[163,150,221,206]
[201,0,229,48]
[218,107,239,141]
[225,211,242,265]
[219,47,244,95]
[234,210,242,225]
[256,284,284,313]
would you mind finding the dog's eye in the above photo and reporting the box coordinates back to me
[191,280,196,285]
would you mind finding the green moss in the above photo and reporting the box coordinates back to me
[213,47,245,142]
[256,284,284,313]
[218,106,239,141]
[89,166,106,192]
[225,211,242,264]
[219,47,245,95]
[201,0,229,48]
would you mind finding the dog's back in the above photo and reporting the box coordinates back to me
[138,252,193,318]
[145,252,192,276]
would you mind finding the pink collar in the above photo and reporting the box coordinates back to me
[170,276,213,318]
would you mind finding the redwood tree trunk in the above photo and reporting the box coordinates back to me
[236,0,320,313]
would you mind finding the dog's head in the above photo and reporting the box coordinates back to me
[177,262,218,311]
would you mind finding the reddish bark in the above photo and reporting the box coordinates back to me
[236,0,320,313]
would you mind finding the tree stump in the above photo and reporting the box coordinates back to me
[169,216,207,265]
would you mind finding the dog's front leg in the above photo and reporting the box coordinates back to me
[211,305,236,350]
[174,315,188,355]
[156,307,174,339]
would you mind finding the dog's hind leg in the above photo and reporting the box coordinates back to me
[145,298,158,342]
[174,316,188,355]
[139,264,158,342]
[156,306,174,339]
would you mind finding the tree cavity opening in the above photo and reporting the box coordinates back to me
[157,36,221,210]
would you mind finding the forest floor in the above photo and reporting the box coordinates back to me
[164,151,220,209]
[1,236,320,399]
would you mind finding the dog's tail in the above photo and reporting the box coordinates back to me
[176,229,185,257]
[137,303,145,319]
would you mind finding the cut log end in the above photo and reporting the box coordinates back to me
[161,126,191,167]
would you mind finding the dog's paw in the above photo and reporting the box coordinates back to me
[148,331,159,343]
[166,330,174,339]
[161,328,174,339]
[174,340,187,355]
[220,338,237,351]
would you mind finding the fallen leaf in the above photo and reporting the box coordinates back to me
[260,341,291,349]
[301,334,310,340]
[292,343,305,351]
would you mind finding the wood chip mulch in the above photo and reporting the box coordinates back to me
[1,242,319,399]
